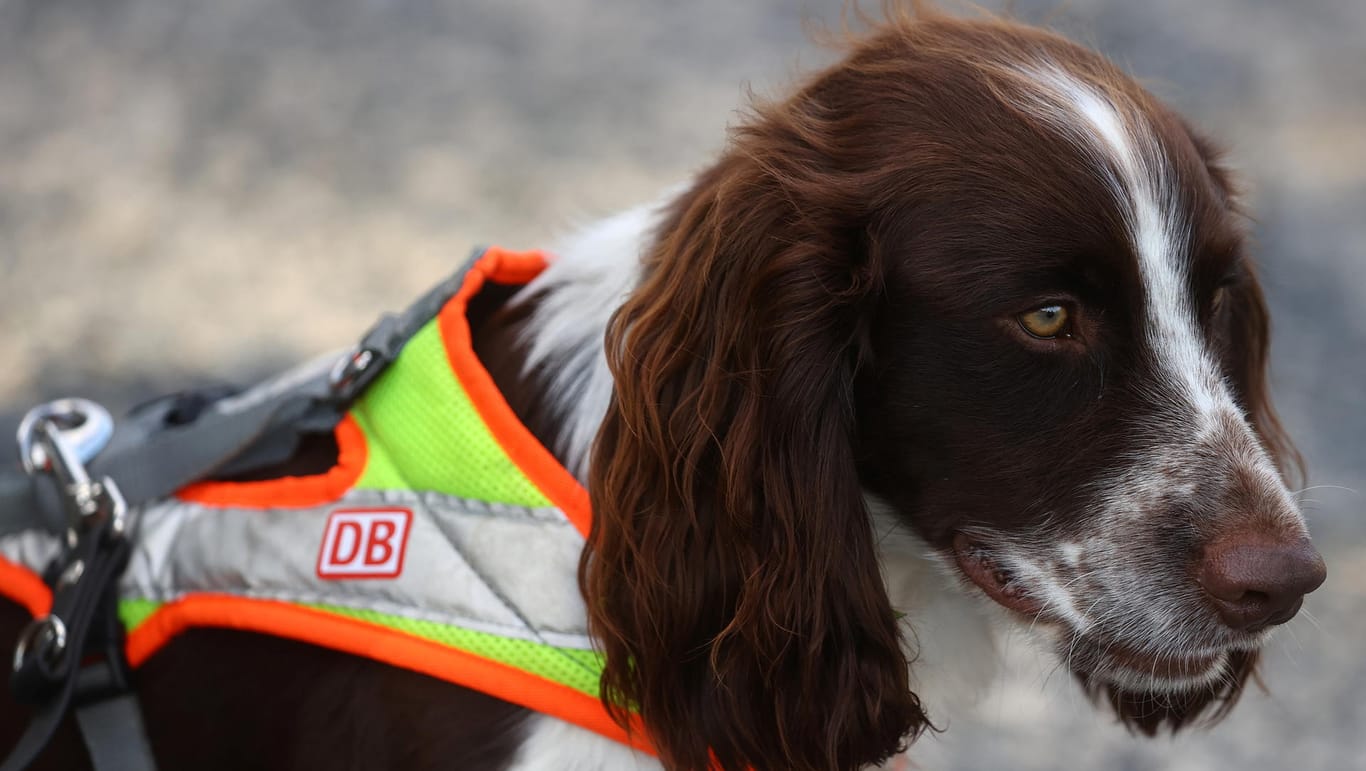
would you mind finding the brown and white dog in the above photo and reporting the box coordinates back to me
[0,10,1326,771]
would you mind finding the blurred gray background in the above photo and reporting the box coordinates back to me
[0,0,1361,768]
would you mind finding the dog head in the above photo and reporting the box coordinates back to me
[582,13,1324,770]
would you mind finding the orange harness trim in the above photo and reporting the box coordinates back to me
[0,558,50,619]
[176,413,369,509]
[438,248,595,538]
[122,593,651,754]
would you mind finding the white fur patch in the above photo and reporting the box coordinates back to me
[867,498,1004,721]
[508,714,662,771]
[1014,64,1233,435]
[513,201,663,481]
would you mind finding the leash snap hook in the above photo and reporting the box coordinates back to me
[16,399,126,543]
[17,398,113,475]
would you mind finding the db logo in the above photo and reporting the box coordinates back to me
[316,508,412,579]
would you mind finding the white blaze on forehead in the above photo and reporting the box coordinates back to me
[1011,64,1232,431]
[1009,65,1304,530]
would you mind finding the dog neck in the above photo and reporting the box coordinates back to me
[868,498,1004,725]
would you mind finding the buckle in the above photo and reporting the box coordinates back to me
[328,312,402,401]
[328,345,380,397]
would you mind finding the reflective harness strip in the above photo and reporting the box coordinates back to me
[0,247,651,756]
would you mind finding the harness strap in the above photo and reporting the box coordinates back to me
[75,695,157,771]
[0,248,483,540]
[71,547,154,771]
[0,387,315,538]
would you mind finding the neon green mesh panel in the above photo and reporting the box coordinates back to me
[304,603,603,696]
[119,598,160,631]
[349,319,551,508]
[119,596,602,697]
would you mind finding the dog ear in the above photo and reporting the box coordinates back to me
[580,140,926,769]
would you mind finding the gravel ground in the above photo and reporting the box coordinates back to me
[1,1,1362,768]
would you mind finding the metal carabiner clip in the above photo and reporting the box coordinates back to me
[16,398,114,475]
[15,398,126,542]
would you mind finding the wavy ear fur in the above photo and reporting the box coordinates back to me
[580,94,926,770]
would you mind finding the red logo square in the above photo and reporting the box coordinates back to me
[316,508,412,580]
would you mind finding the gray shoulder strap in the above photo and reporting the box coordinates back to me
[0,247,487,538]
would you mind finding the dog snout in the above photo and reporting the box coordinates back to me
[1195,535,1327,632]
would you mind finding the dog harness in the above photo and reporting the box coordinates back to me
[0,247,649,769]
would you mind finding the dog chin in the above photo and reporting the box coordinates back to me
[1060,639,1231,693]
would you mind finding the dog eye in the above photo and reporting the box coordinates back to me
[1018,305,1071,339]
[1210,285,1228,315]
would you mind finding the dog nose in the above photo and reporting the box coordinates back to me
[1196,535,1327,632]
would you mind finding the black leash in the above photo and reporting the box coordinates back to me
[4,524,143,771]
[3,411,150,771]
